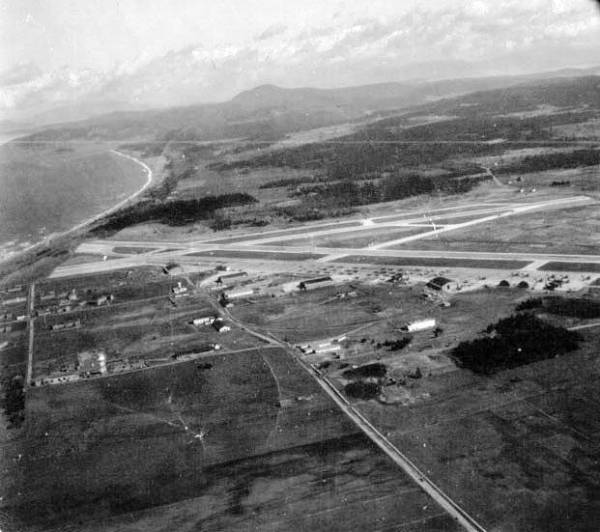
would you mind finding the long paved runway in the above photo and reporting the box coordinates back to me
[52,195,600,278]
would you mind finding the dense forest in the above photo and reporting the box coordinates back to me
[497,149,600,175]
[91,193,257,234]
[452,313,581,374]
[516,296,600,319]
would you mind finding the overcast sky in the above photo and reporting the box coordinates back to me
[1,0,599,120]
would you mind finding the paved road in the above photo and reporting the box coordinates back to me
[219,297,486,531]
[25,282,35,388]
[569,321,600,331]
[481,166,507,188]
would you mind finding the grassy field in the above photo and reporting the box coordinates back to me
[231,284,381,343]
[187,250,326,261]
[354,336,600,531]
[31,296,261,377]
[264,226,427,249]
[539,262,600,273]
[208,221,361,244]
[1,346,460,532]
[334,255,531,270]
[401,204,600,255]
[112,246,158,254]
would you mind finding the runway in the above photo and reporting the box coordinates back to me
[52,195,600,278]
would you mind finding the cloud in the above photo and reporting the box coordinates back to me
[0,62,43,87]
[256,24,287,41]
[2,0,600,121]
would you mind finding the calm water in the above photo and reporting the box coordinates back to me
[0,140,147,258]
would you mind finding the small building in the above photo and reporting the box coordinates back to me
[216,272,247,285]
[95,294,114,306]
[298,276,334,291]
[315,343,342,354]
[403,318,436,333]
[192,316,216,326]
[223,288,254,300]
[426,277,453,291]
[49,319,81,331]
[6,285,22,293]
[163,262,182,275]
[78,350,107,376]
[2,296,26,306]
[212,319,231,333]
[172,282,188,296]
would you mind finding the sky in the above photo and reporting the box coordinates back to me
[0,0,599,122]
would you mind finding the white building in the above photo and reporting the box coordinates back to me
[404,318,436,333]
[192,316,216,326]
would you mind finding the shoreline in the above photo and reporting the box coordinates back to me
[0,149,154,265]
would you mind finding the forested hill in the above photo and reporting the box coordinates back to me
[21,73,566,143]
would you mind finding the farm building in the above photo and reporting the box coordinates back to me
[403,318,437,333]
[192,316,216,326]
[216,272,247,285]
[298,276,334,291]
[77,350,107,376]
[212,319,231,333]
[426,277,453,291]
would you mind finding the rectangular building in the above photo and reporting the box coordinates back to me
[298,276,334,291]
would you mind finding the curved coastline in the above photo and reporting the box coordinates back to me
[65,150,153,235]
[0,148,154,264]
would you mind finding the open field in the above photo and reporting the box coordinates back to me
[208,221,363,244]
[397,204,600,255]
[1,346,459,532]
[231,283,382,343]
[31,295,262,378]
[334,255,531,270]
[112,246,158,254]
[187,249,326,261]
[264,226,427,249]
[352,336,600,531]
[540,262,600,273]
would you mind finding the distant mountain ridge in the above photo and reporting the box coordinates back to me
[22,68,600,143]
